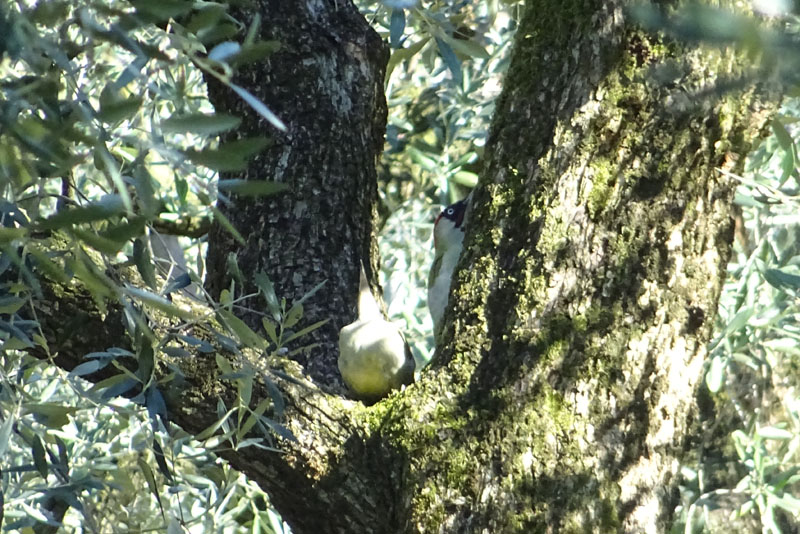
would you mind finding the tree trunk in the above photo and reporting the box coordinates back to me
[204,0,388,387]
[24,1,778,533]
[431,1,775,531]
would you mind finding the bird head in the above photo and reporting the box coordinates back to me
[433,199,468,251]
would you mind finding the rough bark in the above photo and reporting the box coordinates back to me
[204,0,388,388]
[21,1,779,533]
[429,1,776,531]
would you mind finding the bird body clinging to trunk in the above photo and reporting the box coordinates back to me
[338,264,415,402]
[428,198,469,342]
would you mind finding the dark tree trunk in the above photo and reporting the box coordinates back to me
[204,0,388,387]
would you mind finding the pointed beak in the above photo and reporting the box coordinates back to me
[455,208,465,229]
[433,212,443,248]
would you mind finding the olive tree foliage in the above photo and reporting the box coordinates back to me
[0,0,296,532]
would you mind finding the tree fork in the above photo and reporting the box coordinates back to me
[15,1,780,533]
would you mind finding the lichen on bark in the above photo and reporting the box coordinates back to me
[421,1,777,532]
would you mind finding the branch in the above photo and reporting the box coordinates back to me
[24,265,414,534]
[151,216,212,239]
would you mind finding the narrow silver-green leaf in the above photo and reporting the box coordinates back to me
[283,318,329,345]
[218,308,268,350]
[218,179,288,197]
[32,435,48,478]
[98,95,143,124]
[705,356,726,393]
[284,302,302,328]
[0,406,15,457]
[211,207,245,245]
[254,271,280,321]
[184,137,270,171]
[756,426,794,440]
[230,83,287,131]
[390,9,405,49]
[435,37,462,87]
[764,268,800,291]
[262,318,278,345]
[230,40,281,67]
[70,227,125,255]
[0,296,25,314]
[38,196,125,230]
[124,286,194,320]
[162,113,242,135]
[133,238,157,289]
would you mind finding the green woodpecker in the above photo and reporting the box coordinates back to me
[428,198,468,341]
[338,264,415,401]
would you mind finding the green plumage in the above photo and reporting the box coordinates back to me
[338,265,415,402]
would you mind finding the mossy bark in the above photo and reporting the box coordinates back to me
[425,0,776,531]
